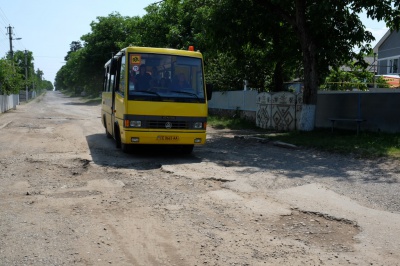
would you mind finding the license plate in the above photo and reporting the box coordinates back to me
[157,136,180,141]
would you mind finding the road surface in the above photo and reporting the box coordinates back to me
[0,91,399,265]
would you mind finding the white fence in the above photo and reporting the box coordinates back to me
[208,90,258,111]
[0,94,19,113]
[208,90,303,131]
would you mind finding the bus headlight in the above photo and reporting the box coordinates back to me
[131,121,142,127]
[125,120,142,128]
[193,122,203,129]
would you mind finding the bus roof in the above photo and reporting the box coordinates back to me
[124,46,202,58]
[104,46,203,67]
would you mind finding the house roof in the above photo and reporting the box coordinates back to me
[373,29,391,53]
[339,56,376,73]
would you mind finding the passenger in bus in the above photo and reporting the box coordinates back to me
[135,64,152,90]
[170,73,191,90]
[150,66,161,87]
[159,77,170,89]
[161,71,171,88]
[129,68,136,92]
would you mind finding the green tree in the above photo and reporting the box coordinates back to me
[55,49,86,94]
[60,12,137,96]
[12,50,51,94]
[187,0,302,91]
[13,50,34,91]
[221,0,399,130]
[64,41,83,61]
[322,61,375,91]
[54,0,400,131]
[0,58,24,95]
[42,80,54,91]
[200,0,400,130]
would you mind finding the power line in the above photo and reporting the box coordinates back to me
[0,7,26,54]
[0,7,10,27]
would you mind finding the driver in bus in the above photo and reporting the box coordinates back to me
[135,64,152,90]
[170,73,191,90]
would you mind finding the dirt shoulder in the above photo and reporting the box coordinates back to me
[0,91,399,265]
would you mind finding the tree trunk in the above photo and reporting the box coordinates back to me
[295,0,317,131]
[253,0,319,130]
[272,61,284,92]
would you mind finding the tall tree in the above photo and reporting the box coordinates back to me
[64,41,83,61]
[250,0,398,130]
[196,0,301,91]
[64,12,136,95]
[0,58,24,95]
[198,0,398,129]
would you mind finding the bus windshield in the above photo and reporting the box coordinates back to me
[127,53,205,103]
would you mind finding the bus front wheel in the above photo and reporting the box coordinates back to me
[121,143,131,153]
[114,124,130,153]
[114,124,121,149]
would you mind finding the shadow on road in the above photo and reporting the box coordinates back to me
[86,133,203,170]
[201,131,399,185]
[63,100,101,106]
[86,129,398,185]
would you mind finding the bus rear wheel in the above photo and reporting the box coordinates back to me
[114,124,122,149]
[105,127,112,139]
[104,118,112,138]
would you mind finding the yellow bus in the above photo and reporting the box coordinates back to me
[101,46,212,154]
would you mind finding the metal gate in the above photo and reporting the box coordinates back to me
[256,92,302,131]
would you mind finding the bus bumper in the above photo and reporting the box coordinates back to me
[121,130,206,145]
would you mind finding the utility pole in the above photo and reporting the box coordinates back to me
[25,50,28,101]
[373,53,377,88]
[7,25,14,60]
[6,25,21,60]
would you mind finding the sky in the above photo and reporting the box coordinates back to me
[0,1,389,85]
[0,0,155,84]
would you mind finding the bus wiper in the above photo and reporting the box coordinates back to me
[136,90,161,97]
[171,90,199,99]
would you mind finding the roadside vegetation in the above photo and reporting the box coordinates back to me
[54,0,399,100]
[0,52,53,95]
[208,115,400,159]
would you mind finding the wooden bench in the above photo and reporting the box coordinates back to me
[329,118,366,135]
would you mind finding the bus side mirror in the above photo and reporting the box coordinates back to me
[206,83,213,101]
[110,58,118,75]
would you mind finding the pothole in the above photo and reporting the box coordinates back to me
[25,157,91,176]
[271,209,360,252]
[49,190,102,198]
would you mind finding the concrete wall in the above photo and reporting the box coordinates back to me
[208,90,258,111]
[316,91,400,133]
[208,90,258,122]
[0,94,19,113]
[209,90,400,133]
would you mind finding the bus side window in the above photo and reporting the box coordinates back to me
[110,56,120,94]
[104,66,112,92]
[103,68,107,92]
[118,55,126,95]
[110,75,115,92]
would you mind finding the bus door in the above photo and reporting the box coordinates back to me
[111,54,126,137]
[109,57,120,136]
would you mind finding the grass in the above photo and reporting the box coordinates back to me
[60,90,102,105]
[207,115,261,130]
[208,115,400,159]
